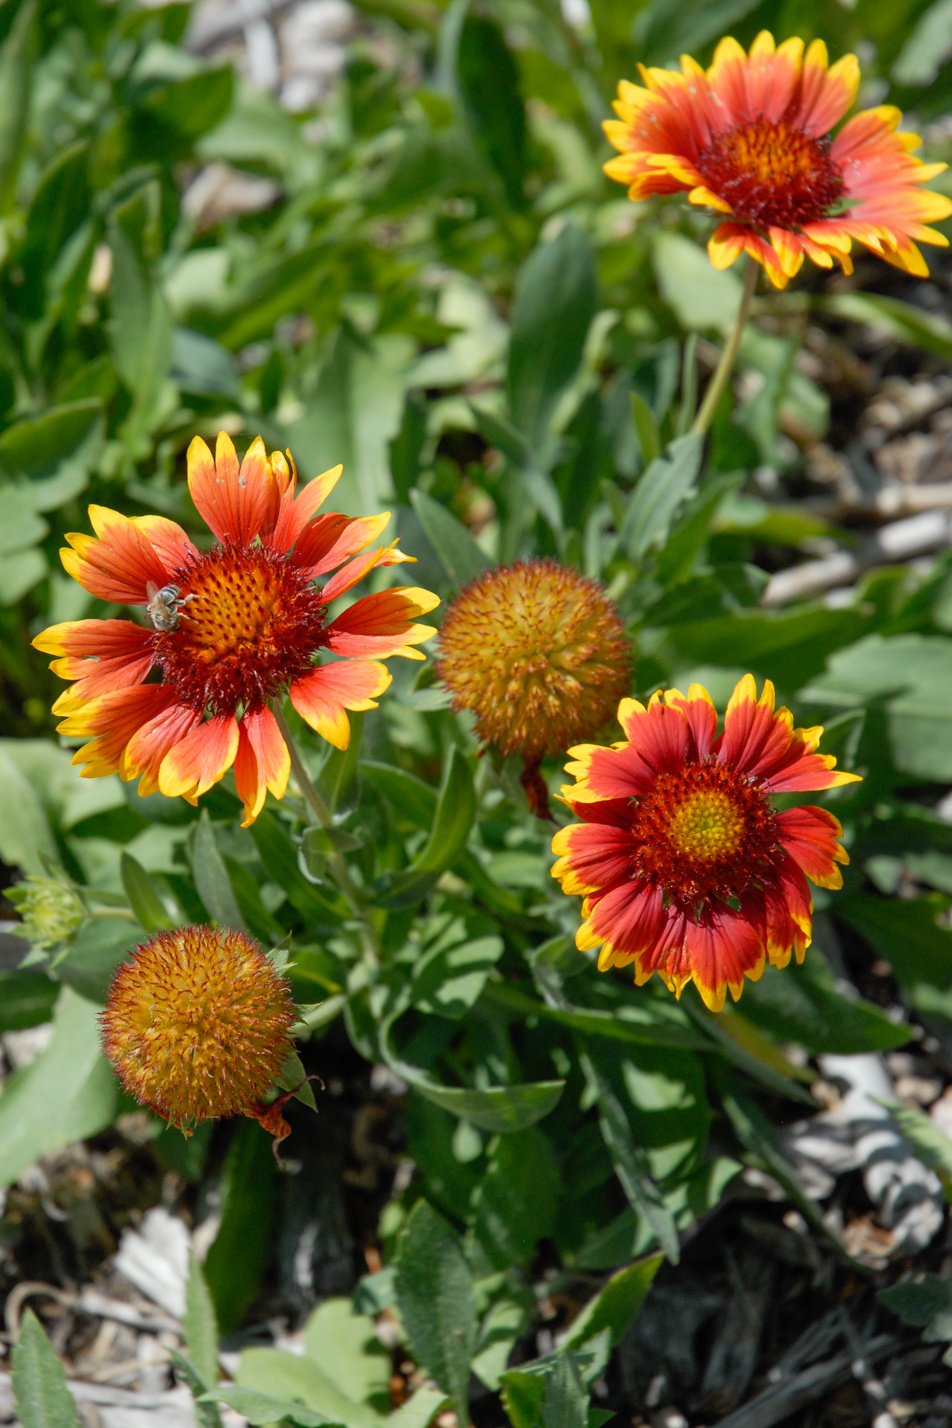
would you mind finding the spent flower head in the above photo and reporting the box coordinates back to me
[438,559,632,815]
[552,675,861,1011]
[604,31,952,288]
[101,924,297,1138]
[34,433,440,826]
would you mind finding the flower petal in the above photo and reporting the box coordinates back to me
[158,714,240,802]
[776,805,848,889]
[233,705,291,827]
[324,587,440,661]
[62,507,172,604]
[290,659,391,750]
[187,433,275,545]
[33,619,156,701]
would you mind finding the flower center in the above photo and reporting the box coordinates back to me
[630,760,777,907]
[668,790,743,861]
[154,542,327,714]
[696,118,844,228]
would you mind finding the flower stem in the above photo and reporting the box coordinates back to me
[691,259,758,437]
[270,702,365,913]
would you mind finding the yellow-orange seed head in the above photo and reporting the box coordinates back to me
[101,925,296,1135]
[438,559,632,767]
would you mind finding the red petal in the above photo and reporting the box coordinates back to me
[34,619,156,701]
[586,882,667,959]
[776,806,847,889]
[551,820,635,895]
[61,507,171,604]
[123,702,203,796]
[289,660,391,750]
[60,685,176,779]
[268,465,343,552]
[233,705,291,827]
[324,587,439,660]
[187,433,274,545]
[132,514,198,572]
[158,714,240,801]
[678,903,767,1011]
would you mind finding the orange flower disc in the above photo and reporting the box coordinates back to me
[33,433,440,825]
[552,675,862,1011]
[604,31,952,288]
[101,925,295,1133]
[438,559,632,764]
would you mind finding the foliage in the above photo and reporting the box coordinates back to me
[3,0,952,1422]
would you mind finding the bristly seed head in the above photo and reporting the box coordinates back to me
[100,924,296,1134]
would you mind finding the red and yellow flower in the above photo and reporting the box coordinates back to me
[101,924,297,1139]
[604,31,952,288]
[552,676,861,1011]
[34,434,439,825]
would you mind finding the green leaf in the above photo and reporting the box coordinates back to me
[739,955,911,1055]
[204,1121,277,1336]
[561,1255,663,1350]
[469,1128,558,1270]
[234,1347,379,1428]
[0,399,103,504]
[880,1275,952,1342]
[409,489,489,591]
[620,434,703,560]
[184,1255,220,1392]
[652,232,741,334]
[0,742,57,873]
[120,852,178,933]
[817,293,952,361]
[301,1300,391,1414]
[539,1352,589,1428]
[410,929,504,1020]
[384,1388,449,1427]
[136,64,234,141]
[806,634,952,781]
[190,812,246,929]
[377,746,476,907]
[507,224,597,450]
[0,970,58,1032]
[394,1201,477,1425]
[0,0,37,211]
[836,894,952,1029]
[456,14,526,207]
[202,1386,344,1427]
[0,989,119,1192]
[878,1100,952,1182]
[107,183,173,451]
[579,1051,680,1263]
[12,1310,81,1428]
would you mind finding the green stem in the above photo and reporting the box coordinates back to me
[270,702,366,915]
[691,259,758,436]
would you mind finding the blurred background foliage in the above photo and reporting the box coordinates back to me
[3,0,952,1421]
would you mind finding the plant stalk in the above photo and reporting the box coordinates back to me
[691,259,758,436]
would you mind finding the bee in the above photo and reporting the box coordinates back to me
[146,582,193,632]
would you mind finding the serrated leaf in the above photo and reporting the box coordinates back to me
[410,489,489,591]
[12,1310,81,1428]
[508,224,597,451]
[394,1201,477,1425]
